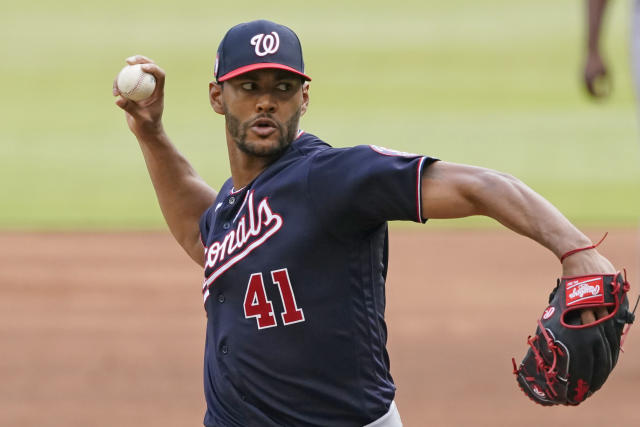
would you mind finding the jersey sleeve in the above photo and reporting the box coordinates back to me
[307,145,438,232]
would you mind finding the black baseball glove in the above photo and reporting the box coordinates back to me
[513,272,636,405]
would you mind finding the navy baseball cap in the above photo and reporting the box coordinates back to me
[214,20,311,83]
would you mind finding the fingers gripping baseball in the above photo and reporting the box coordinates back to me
[113,55,166,137]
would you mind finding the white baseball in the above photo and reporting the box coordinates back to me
[116,64,156,102]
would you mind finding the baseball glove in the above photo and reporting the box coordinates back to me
[513,271,636,405]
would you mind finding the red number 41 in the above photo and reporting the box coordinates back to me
[243,268,305,329]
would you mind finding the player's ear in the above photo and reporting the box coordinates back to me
[300,82,309,116]
[209,81,225,115]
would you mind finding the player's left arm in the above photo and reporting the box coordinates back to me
[421,161,612,320]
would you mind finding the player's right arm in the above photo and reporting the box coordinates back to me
[584,0,609,97]
[113,55,216,267]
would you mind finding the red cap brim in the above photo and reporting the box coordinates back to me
[218,63,311,82]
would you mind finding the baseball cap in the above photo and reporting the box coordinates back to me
[214,20,311,83]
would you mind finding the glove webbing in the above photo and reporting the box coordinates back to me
[512,319,565,398]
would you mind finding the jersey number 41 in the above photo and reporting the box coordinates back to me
[243,268,305,329]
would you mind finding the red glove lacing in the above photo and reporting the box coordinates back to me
[512,319,565,398]
[616,270,638,351]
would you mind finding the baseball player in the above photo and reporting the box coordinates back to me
[114,20,624,426]
[584,0,639,103]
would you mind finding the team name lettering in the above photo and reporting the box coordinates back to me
[202,192,283,301]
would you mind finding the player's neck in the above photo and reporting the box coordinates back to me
[227,143,276,190]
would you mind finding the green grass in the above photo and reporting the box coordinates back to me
[1,0,638,229]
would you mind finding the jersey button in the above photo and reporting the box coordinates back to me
[221,344,229,355]
[228,196,236,205]
[217,294,225,303]
[222,222,230,230]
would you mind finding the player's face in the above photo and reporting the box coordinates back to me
[211,69,309,158]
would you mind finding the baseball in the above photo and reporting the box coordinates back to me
[116,64,156,102]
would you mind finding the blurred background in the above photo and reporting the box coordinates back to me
[1,0,638,228]
[1,0,639,426]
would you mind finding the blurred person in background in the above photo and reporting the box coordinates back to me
[583,0,640,103]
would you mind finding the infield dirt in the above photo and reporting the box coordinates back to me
[1,229,638,426]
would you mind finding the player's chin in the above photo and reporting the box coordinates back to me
[238,136,289,158]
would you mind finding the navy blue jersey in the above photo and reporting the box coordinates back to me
[199,132,437,426]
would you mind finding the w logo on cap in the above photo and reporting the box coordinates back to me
[251,32,280,57]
